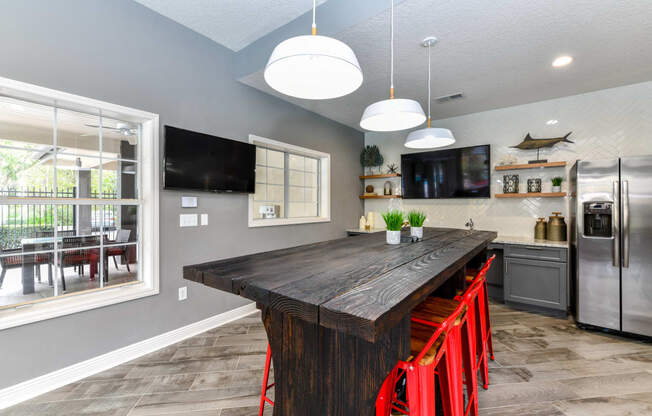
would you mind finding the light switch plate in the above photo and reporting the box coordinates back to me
[200,214,208,226]
[179,214,198,227]
[181,196,198,208]
[178,286,188,301]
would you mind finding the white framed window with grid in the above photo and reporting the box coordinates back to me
[248,135,330,227]
[0,76,159,330]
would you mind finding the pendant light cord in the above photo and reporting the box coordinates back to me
[427,42,431,126]
[390,0,394,98]
[312,0,317,35]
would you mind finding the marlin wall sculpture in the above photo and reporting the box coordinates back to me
[512,132,573,163]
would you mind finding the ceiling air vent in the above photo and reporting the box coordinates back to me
[435,92,464,104]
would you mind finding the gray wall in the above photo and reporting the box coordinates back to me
[0,0,364,389]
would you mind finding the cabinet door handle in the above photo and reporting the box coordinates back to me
[525,246,543,250]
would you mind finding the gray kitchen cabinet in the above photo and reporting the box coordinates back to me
[486,243,504,301]
[504,256,567,311]
[486,244,504,286]
[504,245,567,262]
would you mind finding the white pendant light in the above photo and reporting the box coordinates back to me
[360,0,425,132]
[264,0,363,100]
[405,37,456,149]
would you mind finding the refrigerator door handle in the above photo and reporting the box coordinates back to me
[613,181,620,267]
[623,180,630,268]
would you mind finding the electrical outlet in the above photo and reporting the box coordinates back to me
[178,286,188,301]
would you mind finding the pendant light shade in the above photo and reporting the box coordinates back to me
[360,98,426,132]
[405,127,455,148]
[404,36,456,148]
[264,35,363,100]
[359,0,425,132]
[264,1,362,100]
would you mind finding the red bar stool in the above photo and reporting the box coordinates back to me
[258,344,274,416]
[462,256,496,389]
[386,287,481,416]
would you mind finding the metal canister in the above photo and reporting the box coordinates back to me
[534,217,547,240]
[547,212,567,241]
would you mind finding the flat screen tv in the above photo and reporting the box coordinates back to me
[164,125,256,193]
[401,145,490,199]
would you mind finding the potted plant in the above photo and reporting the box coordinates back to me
[552,177,563,193]
[382,210,404,245]
[360,145,385,175]
[407,211,427,240]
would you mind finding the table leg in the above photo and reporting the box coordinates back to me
[261,307,410,416]
[22,253,35,294]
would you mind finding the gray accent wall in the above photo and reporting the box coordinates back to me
[0,0,363,389]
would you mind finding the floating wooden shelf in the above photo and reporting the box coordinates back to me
[495,192,567,198]
[360,173,402,179]
[359,195,402,199]
[495,161,567,171]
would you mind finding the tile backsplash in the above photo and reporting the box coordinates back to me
[364,81,652,238]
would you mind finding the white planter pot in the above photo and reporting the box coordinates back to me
[386,230,401,245]
[410,226,423,239]
[552,185,561,193]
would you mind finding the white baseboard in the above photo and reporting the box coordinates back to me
[0,302,258,410]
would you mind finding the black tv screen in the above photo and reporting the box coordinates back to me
[164,126,255,193]
[401,145,490,199]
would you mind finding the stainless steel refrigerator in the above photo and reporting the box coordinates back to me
[570,156,652,337]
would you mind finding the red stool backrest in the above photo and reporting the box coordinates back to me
[412,297,466,365]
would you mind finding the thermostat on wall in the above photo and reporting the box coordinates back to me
[181,196,198,208]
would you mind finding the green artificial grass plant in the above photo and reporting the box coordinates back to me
[407,211,427,228]
[382,210,404,231]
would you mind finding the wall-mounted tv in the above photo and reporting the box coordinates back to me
[401,145,490,199]
[164,125,256,193]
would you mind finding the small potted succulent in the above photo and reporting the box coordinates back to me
[407,211,427,240]
[382,210,404,245]
[551,177,563,193]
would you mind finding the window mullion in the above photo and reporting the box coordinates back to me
[98,110,104,288]
[52,106,59,296]
[317,157,321,217]
[284,152,289,219]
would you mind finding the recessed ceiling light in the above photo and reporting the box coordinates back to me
[552,56,573,68]
[546,119,559,125]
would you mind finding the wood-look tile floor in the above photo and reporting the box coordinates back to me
[6,303,652,416]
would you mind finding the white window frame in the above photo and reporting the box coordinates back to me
[0,76,159,330]
[248,134,330,227]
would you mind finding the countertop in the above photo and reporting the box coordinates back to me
[346,228,384,234]
[184,227,496,342]
[346,229,568,248]
[494,235,569,248]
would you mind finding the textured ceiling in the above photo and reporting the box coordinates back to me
[240,0,652,130]
[133,0,327,51]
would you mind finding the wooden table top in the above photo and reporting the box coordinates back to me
[184,227,496,342]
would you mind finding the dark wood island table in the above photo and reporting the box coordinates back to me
[184,227,496,415]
